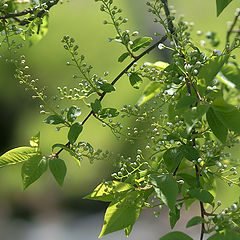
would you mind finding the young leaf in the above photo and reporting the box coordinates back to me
[150,174,178,211]
[0,147,38,168]
[118,52,130,62]
[67,106,81,122]
[49,158,67,186]
[138,82,162,105]
[160,231,193,240]
[21,155,47,190]
[216,0,233,17]
[100,83,115,93]
[184,105,209,134]
[84,181,133,202]
[99,108,119,118]
[130,37,152,52]
[206,107,228,143]
[68,122,83,144]
[186,216,206,228]
[188,189,214,204]
[175,96,198,110]
[44,115,65,125]
[29,132,40,149]
[99,191,142,238]
[163,147,183,173]
[91,99,102,114]
[129,72,143,89]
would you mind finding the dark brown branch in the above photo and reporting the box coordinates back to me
[160,0,175,35]
[226,9,240,46]
[0,0,59,25]
[55,35,167,157]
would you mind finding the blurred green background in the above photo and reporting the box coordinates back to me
[0,0,240,239]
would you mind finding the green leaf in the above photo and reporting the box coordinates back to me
[219,62,240,90]
[179,145,200,162]
[184,105,209,134]
[67,106,81,122]
[99,108,119,118]
[21,155,47,189]
[0,22,4,32]
[100,83,115,93]
[52,144,81,166]
[188,189,214,204]
[129,72,143,89]
[150,174,178,211]
[138,82,162,105]
[29,132,40,149]
[49,158,67,186]
[216,0,233,16]
[68,122,83,144]
[198,55,229,88]
[160,231,193,240]
[208,230,240,240]
[206,107,228,143]
[27,15,49,46]
[91,99,102,114]
[186,216,206,228]
[130,37,152,52]
[179,173,198,188]
[163,147,183,173]
[144,61,169,70]
[169,204,182,229]
[118,52,130,62]
[84,181,133,202]
[175,96,198,110]
[44,115,65,125]
[99,191,142,238]
[212,98,240,135]
[0,147,38,168]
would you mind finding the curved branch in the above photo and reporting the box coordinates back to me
[55,35,167,157]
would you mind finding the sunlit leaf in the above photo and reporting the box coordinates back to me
[138,82,162,105]
[0,147,38,168]
[84,181,133,202]
[99,191,142,238]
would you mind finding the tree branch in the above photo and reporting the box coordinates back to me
[55,35,167,157]
[0,0,59,25]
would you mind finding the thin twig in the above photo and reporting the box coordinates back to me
[226,9,240,45]
[0,0,59,25]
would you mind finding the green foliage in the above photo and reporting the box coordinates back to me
[21,155,48,189]
[186,216,206,228]
[1,0,240,239]
[216,0,233,16]
[49,158,67,186]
